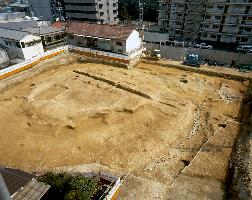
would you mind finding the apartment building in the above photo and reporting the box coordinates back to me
[158,0,252,46]
[63,0,119,24]
[29,0,118,24]
[28,0,65,20]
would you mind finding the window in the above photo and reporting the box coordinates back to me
[16,42,21,48]
[241,37,248,42]
[205,15,210,19]
[210,34,216,39]
[99,4,103,9]
[202,33,207,38]
[47,37,52,43]
[100,12,104,16]
[213,25,219,29]
[116,42,122,46]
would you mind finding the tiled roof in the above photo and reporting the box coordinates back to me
[66,22,136,40]
[24,26,65,35]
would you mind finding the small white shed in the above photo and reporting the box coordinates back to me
[0,28,44,60]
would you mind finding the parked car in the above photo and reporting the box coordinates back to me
[236,45,252,53]
[183,54,201,67]
[195,43,213,50]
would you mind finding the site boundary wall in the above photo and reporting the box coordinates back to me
[0,46,68,80]
[144,43,252,65]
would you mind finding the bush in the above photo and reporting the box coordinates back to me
[38,173,101,200]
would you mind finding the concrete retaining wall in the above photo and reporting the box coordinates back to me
[145,44,252,65]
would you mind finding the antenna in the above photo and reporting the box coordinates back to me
[139,0,144,29]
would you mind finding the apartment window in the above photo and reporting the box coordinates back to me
[113,3,116,7]
[210,34,216,39]
[100,12,104,16]
[213,25,219,29]
[241,37,248,42]
[202,33,207,38]
[113,10,117,14]
[205,15,210,19]
[99,4,103,9]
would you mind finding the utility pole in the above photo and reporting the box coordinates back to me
[139,0,144,29]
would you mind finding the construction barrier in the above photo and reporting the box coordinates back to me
[0,46,68,80]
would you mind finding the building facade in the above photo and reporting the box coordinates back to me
[63,0,118,24]
[29,0,118,24]
[67,22,141,54]
[28,0,65,21]
[0,28,44,60]
[158,0,252,46]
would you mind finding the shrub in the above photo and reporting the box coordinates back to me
[38,172,101,200]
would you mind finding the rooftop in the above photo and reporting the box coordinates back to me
[0,166,36,196]
[0,20,39,30]
[0,27,31,40]
[66,22,136,40]
[24,26,65,35]
[9,0,29,8]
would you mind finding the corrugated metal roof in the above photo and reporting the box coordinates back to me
[0,28,31,40]
[0,167,36,196]
[67,22,136,40]
[0,21,39,30]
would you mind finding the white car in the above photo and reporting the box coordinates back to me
[237,45,252,53]
[195,43,213,50]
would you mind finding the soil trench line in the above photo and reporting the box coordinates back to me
[170,119,235,187]
[73,70,177,108]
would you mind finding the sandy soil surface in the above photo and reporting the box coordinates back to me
[0,57,249,199]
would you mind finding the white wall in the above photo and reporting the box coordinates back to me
[0,49,9,64]
[126,30,141,53]
[21,35,44,60]
[144,31,169,43]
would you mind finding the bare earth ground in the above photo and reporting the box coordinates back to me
[0,55,250,199]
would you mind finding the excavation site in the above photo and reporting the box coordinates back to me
[0,54,251,199]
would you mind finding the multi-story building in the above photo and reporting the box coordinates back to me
[28,0,65,21]
[29,0,118,25]
[158,0,252,46]
[63,0,119,24]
